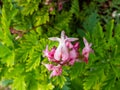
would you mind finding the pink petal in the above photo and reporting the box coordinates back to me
[68,49,78,65]
[83,37,89,46]
[48,37,60,41]
[70,49,77,60]
[61,44,69,61]
[49,7,54,12]
[58,2,63,11]
[43,64,54,71]
[82,37,93,63]
[66,41,73,49]
[54,45,62,60]
[43,45,49,57]
[50,65,62,77]
[48,47,56,59]
[61,31,66,39]
[54,44,69,61]
[54,37,69,61]
[43,46,56,61]
[73,42,80,50]
[83,57,88,64]
[69,59,76,65]
[66,38,79,42]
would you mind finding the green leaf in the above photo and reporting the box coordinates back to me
[12,76,26,90]
[19,1,39,15]
[34,7,49,26]
[102,75,115,90]
[112,80,120,90]
[26,73,39,90]
[15,47,29,62]
[3,51,15,66]
[71,78,83,90]
[39,83,54,90]
[62,85,71,90]
[83,75,98,90]
[83,12,99,33]
[0,43,14,66]
[77,28,86,37]
[111,65,120,77]
[16,31,39,62]
[1,3,18,48]
[54,11,72,30]
[95,22,104,38]
[26,51,41,72]
[0,27,4,40]
[105,19,114,40]
[70,0,79,18]
[6,64,25,78]
[53,76,67,88]
[70,63,85,80]
[0,43,11,58]
[115,23,120,37]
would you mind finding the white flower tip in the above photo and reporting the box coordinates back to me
[61,30,65,38]
[83,37,87,44]
[48,37,59,41]
[67,38,79,42]
[61,30,65,34]
[112,10,117,18]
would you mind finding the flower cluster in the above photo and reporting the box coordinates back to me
[43,31,93,77]
[44,0,69,12]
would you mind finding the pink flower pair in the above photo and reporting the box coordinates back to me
[44,0,65,11]
[43,31,93,77]
[43,63,62,77]
[82,38,94,63]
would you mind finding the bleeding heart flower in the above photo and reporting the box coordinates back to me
[58,1,63,11]
[82,37,94,63]
[42,63,62,77]
[43,30,93,77]
[66,41,73,49]
[50,64,62,77]
[49,31,78,61]
[43,45,57,62]
[73,42,80,51]
[69,49,77,65]
[42,63,54,71]
[68,42,80,65]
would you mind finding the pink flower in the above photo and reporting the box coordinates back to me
[66,41,73,49]
[49,7,54,12]
[50,65,62,77]
[43,63,62,77]
[82,37,93,63]
[73,42,80,51]
[43,31,94,77]
[69,49,77,65]
[43,46,57,61]
[58,2,63,11]
[68,42,80,65]
[43,64,54,71]
[49,31,78,61]
[42,63,62,77]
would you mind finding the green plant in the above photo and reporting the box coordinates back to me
[0,0,120,90]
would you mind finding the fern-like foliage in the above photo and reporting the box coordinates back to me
[0,0,120,90]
